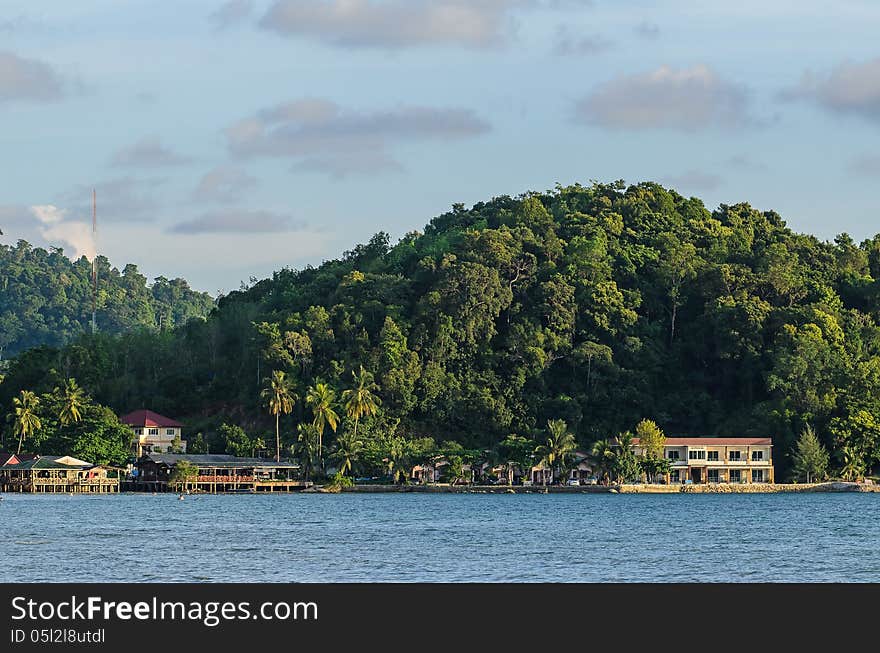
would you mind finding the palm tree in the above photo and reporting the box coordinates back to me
[261,370,295,462]
[534,419,576,485]
[590,438,616,485]
[332,430,363,477]
[57,378,85,426]
[12,390,41,455]
[295,423,319,482]
[306,382,340,471]
[341,366,382,441]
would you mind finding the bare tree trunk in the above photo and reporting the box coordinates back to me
[275,413,280,463]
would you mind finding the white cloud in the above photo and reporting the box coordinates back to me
[170,209,305,234]
[111,136,192,168]
[785,58,880,123]
[0,50,65,103]
[575,64,752,130]
[193,166,258,203]
[259,0,543,49]
[225,98,490,176]
[29,205,96,260]
[209,0,255,29]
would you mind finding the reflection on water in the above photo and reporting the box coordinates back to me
[1,492,878,582]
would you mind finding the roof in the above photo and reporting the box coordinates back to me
[1,455,94,471]
[0,452,20,466]
[120,409,183,428]
[633,437,772,446]
[141,453,300,469]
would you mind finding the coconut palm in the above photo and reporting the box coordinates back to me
[534,419,576,485]
[590,438,616,484]
[332,430,364,477]
[57,378,85,426]
[341,366,382,441]
[295,423,319,482]
[261,370,295,462]
[12,390,41,455]
[305,382,340,470]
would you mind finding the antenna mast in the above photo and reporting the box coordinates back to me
[91,189,97,334]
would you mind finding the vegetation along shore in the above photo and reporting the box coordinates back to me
[2,181,880,489]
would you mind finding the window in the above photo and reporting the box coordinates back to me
[669,470,680,482]
[729,450,741,461]
[707,469,720,483]
[148,428,159,436]
[688,450,706,460]
[751,451,763,461]
[729,470,742,482]
[667,450,680,460]
[166,428,175,436]
[752,469,764,482]
[707,451,719,461]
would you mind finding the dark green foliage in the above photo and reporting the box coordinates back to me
[0,241,214,358]
[4,181,880,477]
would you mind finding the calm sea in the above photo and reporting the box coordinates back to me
[1,492,878,582]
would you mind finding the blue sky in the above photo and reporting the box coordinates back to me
[1,0,879,293]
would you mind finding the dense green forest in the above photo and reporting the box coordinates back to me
[0,241,214,358]
[2,181,880,478]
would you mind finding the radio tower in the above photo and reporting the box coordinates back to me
[91,189,97,334]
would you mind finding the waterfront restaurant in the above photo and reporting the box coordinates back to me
[632,437,774,484]
[132,453,306,493]
[0,455,120,493]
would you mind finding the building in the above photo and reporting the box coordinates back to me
[529,451,594,485]
[120,409,186,456]
[632,437,774,484]
[130,453,306,493]
[1,452,21,466]
[0,455,119,493]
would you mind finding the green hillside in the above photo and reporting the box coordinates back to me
[3,181,880,477]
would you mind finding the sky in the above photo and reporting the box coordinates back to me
[1,0,879,294]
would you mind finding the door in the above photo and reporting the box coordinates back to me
[691,467,702,483]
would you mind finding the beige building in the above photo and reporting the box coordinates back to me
[632,437,774,484]
[120,409,186,457]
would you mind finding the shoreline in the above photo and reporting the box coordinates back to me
[332,481,879,494]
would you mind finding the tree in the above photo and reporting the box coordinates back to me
[590,438,616,484]
[261,370,295,462]
[498,434,535,484]
[11,390,41,455]
[295,423,319,482]
[635,419,665,458]
[170,460,198,490]
[611,432,642,484]
[838,444,866,482]
[332,429,363,477]
[341,366,382,442]
[57,378,85,426]
[220,423,252,458]
[534,419,576,485]
[306,382,340,472]
[791,426,829,483]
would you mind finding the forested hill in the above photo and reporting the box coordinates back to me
[3,181,880,476]
[0,240,214,357]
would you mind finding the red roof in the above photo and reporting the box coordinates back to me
[119,409,183,428]
[633,437,771,446]
[0,452,20,466]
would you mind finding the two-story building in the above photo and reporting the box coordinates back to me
[632,437,774,484]
[120,409,186,457]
